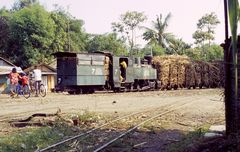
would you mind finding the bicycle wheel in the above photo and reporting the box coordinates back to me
[11,85,20,98]
[39,84,46,97]
[12,85,20,98]
[22,85,30,99]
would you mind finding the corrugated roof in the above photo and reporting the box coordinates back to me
[24,63,56,74]
[0,66,23,75]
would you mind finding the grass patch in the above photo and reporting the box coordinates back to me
[166,126,210,152]
[0,111,100,152]
[0,126,68,152]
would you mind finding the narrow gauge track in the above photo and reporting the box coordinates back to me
[37,97,198,152]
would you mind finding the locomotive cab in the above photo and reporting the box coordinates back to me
[119,58,128,82]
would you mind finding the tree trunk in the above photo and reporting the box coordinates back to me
[223,37,240,138]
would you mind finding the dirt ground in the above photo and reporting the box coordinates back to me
[0,89,225,136]
[0,89,224,118]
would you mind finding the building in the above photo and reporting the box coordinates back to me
[24,63,57,92]
[0,57,23,94]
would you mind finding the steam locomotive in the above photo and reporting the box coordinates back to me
[54,52,160,94]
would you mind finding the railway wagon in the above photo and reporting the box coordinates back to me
[54,52,106,94]
[54,52,159,94]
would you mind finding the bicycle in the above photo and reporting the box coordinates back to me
[12,83,30,99]
[30,81,47,97]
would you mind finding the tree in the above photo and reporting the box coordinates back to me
[49,9,68,52]
[141,44,165,56]
[193,12,220,46]
[67,18,88,52]
[0,8,11,55]
[142,13,173,49]
[193,12,220,60]
[50,5,88,52]
[167,38,191,55]
[7,4,56,67]
[112,11,147,54]
[206,44,223,61]
[223,0,240,140]
[12,0,38,11]
[86,33,127,56]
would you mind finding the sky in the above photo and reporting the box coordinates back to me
[0,0,225,45]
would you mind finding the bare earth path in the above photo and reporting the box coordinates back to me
[0,89,224,120]
[0,89,224,137]
[0,89,225,152]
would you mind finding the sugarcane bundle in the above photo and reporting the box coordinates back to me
[211,60,224,87]
[185,63,196,88]
[193,61,202,87]
[169,62,178,88]
[152,55,190,89]
[192,60,221,88]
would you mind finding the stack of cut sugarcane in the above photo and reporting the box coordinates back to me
[185,63,196,88]
[152,55,190,89]
[211,60,224,87]
[152,57,170,89]
[153,55,222,89]
[191,60,220,88]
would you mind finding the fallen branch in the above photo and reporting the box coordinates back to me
[133,142,147,148]
[10,122,53,127]
[9,109,61,126]
[176,121,192,127]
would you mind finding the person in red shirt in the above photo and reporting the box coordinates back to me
[8,67,19,96]
[19,73,29,86]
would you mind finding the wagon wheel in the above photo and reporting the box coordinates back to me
[137,85,141,92]
[124,87,128,92]
[113,88,120,93]
[166,85,172,90]
[68,91,75,95]
[130,84,134,92]
[89,88,95,94]
[75,88,82,94]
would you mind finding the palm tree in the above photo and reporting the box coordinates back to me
[168,38,191,55]
[142,13,173,48]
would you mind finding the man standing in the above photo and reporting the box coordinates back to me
[33,66,42,96]
[9,67,19,97]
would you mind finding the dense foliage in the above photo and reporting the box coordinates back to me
[0,0,223,68]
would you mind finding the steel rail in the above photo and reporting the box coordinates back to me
[93,102,191,152]
[37,96,198,152]
[37,105,161,152]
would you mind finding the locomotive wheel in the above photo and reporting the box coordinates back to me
[130,84,134,92]
[113,88,120,93]
[137,85,141,91]
[89,88,95,94]
[75,88,82,94]
[68,91,75,95]
[124,87,128,92]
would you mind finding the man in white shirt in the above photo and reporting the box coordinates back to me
[33,66,42,96]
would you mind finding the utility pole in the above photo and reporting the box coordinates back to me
[223,0,232,136]
[67,5,70,52]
